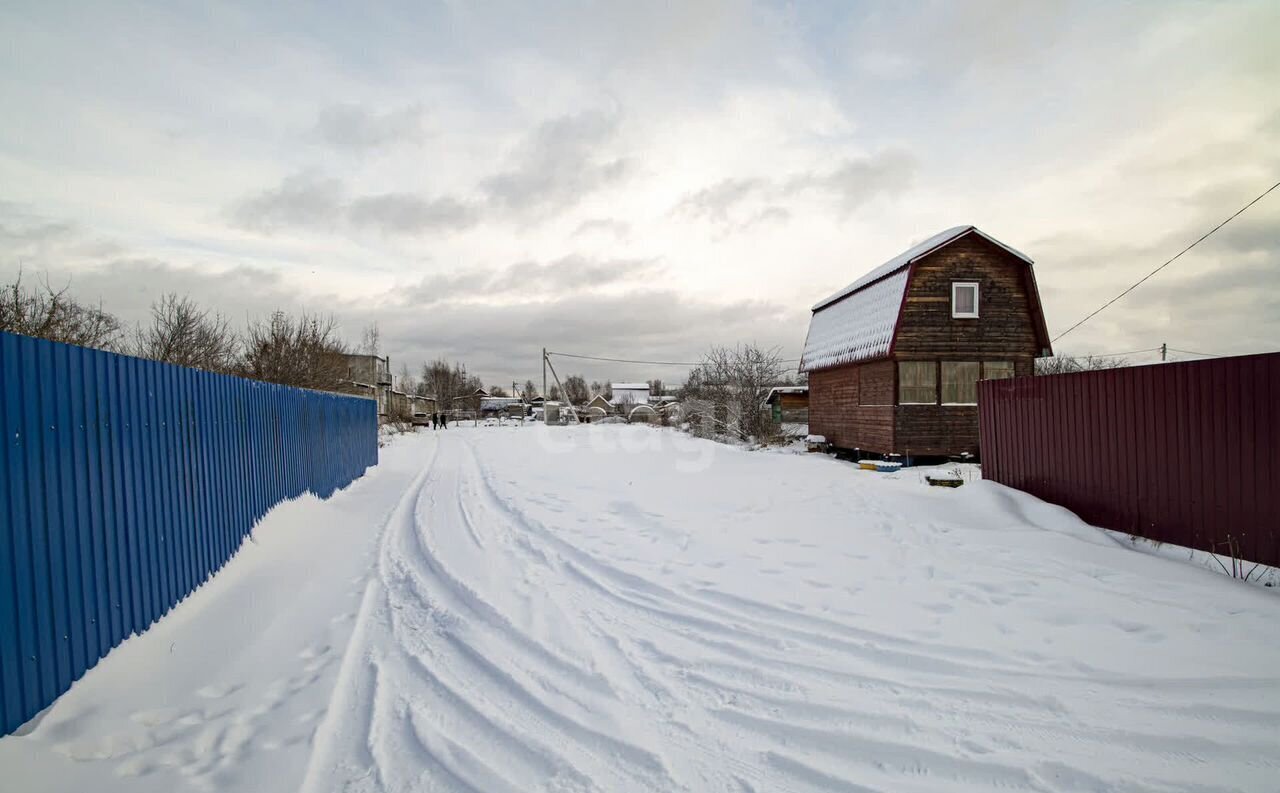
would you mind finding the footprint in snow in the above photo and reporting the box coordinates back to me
[195,684,242,700]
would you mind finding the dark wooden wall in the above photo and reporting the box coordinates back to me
[808,363,894,452]
[895,405,980,456]
[777,393,808,411]
[893,235,1041,361]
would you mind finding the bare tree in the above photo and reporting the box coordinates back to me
[239,310,348,390]
[419,358,481,404]
[489,385,509,397]
[548,384,562,401]
[131,293,238,372]
[521,379,538,401]
[562,374,589,405]
[648,378,665,397]
[681,344,785,442]
[358,322,381,356]
[397,361,416,394]
[0,270,122,350]
[1035,354,1131,375]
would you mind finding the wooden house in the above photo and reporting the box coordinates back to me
[799,226,1051,458]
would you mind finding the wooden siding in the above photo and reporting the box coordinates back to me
[809,364,894,452]
[895,405,980,456]
[892,235,1041,360]
[776,393,808,410]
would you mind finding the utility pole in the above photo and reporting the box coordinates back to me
[1161,343,1167,362]
[542,347,547,398]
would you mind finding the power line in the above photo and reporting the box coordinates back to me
[1041,347,1160,359]
[1088,347,1161,358]
[1052,179,1280,344]
[546,351,701,366]
[1168,347,1223,358]
[547,351,803,367]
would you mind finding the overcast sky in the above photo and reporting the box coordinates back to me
[2,1,1277,389]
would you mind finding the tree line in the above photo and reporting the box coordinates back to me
[0,272,472,395]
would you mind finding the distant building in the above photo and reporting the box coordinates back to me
[610,383,650,406]
[800,225,1051,458]
[341,353,391,387]
[480,395,525,417]
[336,353,393,421]
[764,386,809,423]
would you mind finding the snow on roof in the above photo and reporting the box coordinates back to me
[765,386,808,403]
[810,226,1033,311]
[800,225,1036,372]
[611,383,649,390]
[800,268,909,371]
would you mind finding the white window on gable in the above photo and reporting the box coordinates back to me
[952,281,979,318]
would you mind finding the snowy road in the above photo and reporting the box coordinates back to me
[5,426,1280,792]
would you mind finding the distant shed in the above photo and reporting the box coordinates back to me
[764,386,809,423]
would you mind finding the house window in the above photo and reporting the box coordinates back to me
[952,282,979,318]
[899,362,936,404]
[942,362,980,404]
[984,361,1015,380]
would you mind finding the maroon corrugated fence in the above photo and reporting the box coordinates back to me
[978,353,1279,568]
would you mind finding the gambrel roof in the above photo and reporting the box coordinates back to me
[800,226,1048,372]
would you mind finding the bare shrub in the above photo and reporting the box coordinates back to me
[1035,354,1130,375]
[131,293,238,372]
[680,344,785,443]
[0,270,123,350]
[239,310,348,390]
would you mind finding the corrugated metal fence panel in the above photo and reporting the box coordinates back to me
[0,331,377,735]
[978,352,1280,568]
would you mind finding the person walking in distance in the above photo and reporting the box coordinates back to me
[440,410,449,429]
[431,412,439,430]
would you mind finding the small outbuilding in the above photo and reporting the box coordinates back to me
[584,394,613,414]
[799,225,1052,458]
[764,386,809,423]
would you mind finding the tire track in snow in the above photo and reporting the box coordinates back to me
[305,430,1280,793]
[303,434,680,793]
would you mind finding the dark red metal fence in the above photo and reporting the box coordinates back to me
[978,353,1279,568]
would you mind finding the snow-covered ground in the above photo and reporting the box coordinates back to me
[4,425,1278,792]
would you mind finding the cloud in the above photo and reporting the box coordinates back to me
[401,253,659,306]
[313,103,428,149]
[347,194,479,235]
[784,150,916,213]
[571,218,631,240]
[480,110,630,215]
[229,175,477,237]
[673,178,768,224]
[231,172,345,233]
[672,150,914,227]
[0,204,125,263]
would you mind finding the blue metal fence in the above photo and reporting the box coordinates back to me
[0,331,378,735]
